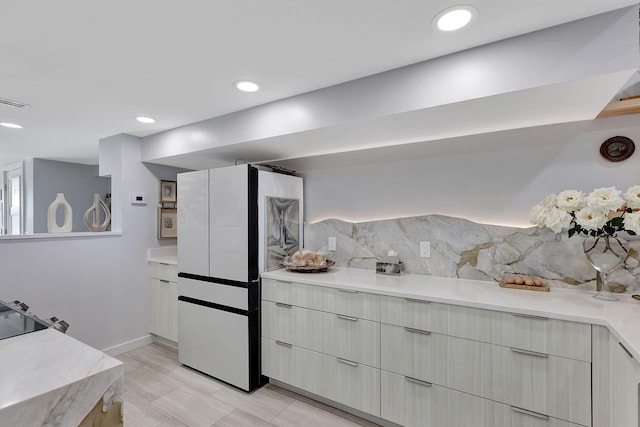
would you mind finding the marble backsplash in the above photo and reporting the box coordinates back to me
[304,215,640,294]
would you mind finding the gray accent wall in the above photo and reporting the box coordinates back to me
[33,159,111,233]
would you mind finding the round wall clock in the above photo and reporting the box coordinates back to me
[600,136,635,162]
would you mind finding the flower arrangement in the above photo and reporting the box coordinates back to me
[530,186,640,237]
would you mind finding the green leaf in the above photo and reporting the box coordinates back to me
[568,228,576,238]
[628,230,637,236]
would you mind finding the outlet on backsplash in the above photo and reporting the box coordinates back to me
[420,241,430,258]
[328,236,336,251]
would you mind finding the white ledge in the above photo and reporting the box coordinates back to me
[0,231,122,241]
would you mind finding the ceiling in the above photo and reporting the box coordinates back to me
[0,0,637,167]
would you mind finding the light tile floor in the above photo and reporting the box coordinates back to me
[116,344,381,427]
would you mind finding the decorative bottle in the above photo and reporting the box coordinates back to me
[47,193,73,233]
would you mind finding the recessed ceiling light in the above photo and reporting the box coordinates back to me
[434,6,477,32]
[235,80,261,93]
[136,116,156,124]
[0,122,23,129]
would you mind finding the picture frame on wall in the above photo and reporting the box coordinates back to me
[158,207,177,239]
[159,180,177,203]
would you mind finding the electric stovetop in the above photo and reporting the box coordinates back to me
[0,301,48,341]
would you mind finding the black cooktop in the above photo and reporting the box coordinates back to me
[0,301,48,341]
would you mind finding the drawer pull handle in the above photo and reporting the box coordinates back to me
[404,376,432,387]
[337,314,358,321]
[619,342,634,359]
[511,406,549,420]
[337,357,358,367]
[511,348,548,358]
[275,302,293,309]
[275,340,292,348]
[511,313,548,321]
[405,327,431,335]
[159,279,170,284]
[404,298,431,304]
[338,289,358,294]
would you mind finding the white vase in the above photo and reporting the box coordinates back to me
[47,193,73,233]
[83,193,111,232]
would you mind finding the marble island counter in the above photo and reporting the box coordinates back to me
[262,267,640,360]
[0,328,124,427]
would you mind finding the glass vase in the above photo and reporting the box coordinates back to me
[582,235,629,301]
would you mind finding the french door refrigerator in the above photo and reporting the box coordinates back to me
[177,164,303,392]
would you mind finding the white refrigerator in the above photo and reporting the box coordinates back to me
[177,164,303,391]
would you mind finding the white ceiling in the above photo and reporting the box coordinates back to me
[0,0,637,167]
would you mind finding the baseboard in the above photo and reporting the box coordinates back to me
[269,379,400,427]
[151,335,178,351]
[101,335,153,356]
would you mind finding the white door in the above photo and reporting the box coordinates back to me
[5,166,23,235]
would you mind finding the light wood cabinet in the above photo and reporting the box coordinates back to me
[380,295,448,333]
[447,304,591,362]
[262,277,598,427]
[381,323,448,385]
[261,279,381,417]
[149,262,178,343]
[592,325,640,427]
[381,370,450,427]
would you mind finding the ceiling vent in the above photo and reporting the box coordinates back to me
[0,97,29,109]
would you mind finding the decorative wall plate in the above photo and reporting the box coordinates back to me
[600,136,635,162]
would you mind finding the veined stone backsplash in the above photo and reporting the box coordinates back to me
[304,215,640,294]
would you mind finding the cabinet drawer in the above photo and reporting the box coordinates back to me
[262,338,380,417]
[448,387,586,427]
[380,295,448,333]
[381,370,448,427]
[262,278,380,321]
[447,336,591,426]
[448,305,591,361]
[262,278,324,309]
[323,354,380,417]
[381,323,447,385]
[261,338,324,394]
[149,262,178,282]
[262,301,379,367]
[323,311,380,367]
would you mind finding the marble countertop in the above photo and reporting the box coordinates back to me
[262,267,640,360]
[0,328,124,425]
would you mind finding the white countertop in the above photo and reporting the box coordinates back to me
[148,246,177,265]
[262,267,640,360]
[0,328,124,425]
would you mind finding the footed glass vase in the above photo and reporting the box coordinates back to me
[583,235,629,301]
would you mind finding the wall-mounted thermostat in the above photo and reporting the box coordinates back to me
[130,193,147,205]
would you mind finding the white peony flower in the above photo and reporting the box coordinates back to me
[538,194,557,209]
[556,190,585,212]
[623,211,640,235]
[529,204,549,227]
[623,185,640,209]
[586,187,624,214]
[543,207,571,233]
[574,207,608,231]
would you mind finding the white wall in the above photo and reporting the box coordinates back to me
[0,135,185,351]
[277,115,640,228]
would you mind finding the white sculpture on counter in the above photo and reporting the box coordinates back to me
[47,193,73,233]
[83,193,111,232]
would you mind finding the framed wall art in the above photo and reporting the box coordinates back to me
[158,207,177,239]
[159,180,177,203]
